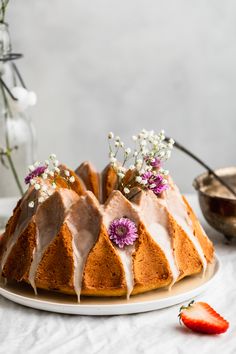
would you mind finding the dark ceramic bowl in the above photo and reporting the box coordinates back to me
[193,167,236,240]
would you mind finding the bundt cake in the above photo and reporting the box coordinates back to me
[0,130,214,300]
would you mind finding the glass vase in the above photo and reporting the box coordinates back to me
[0,23,36,199]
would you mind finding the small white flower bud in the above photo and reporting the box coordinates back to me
[108,132,114,139]
[125,148,131,155]
[52,182,57,189]
[34,183,41,190]
[54,167,60,173]
[28,201,35,208]
[42,173,48,180]
[28,165,34,172]
[123,187,130,194]
[38,197,45,203]
[136,176,142,183]
[64,170,70,177]
[53,160,59,167]
[30,179,36,185]
[50,153,57,160]
[132,135,137,141]
[69,176,75,183]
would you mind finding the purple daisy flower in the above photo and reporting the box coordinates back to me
[141,171,168,195]
[25,165,47,184]
[108,217,138,249]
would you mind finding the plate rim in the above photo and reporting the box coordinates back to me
[0,255,221,316]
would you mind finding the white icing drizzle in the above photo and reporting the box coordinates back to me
[133,191,179,288]
[116,246,135,299]
[28,189,77,294]
[66,192,101,302]
[0,187,36,279]
[163,183,207,273]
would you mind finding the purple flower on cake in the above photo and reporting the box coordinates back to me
[141,171,168,195]
[25,165,47,184]
[145,156,161,168]
[108,218,138,248]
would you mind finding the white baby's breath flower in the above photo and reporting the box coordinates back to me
[133,151,138,157]
[114,141,119,147]
[52,182,57,189]
[108,132,114,139]
[123,187,130,194]
[64,170,70,177]
[28,201,35,208]
[38,196,45,203]
[169,138,175,145]
[34,183,41,190]
[41,184,48,192]
[125,148,131,155]
[140,140,147,147]
[54,167,60,173]
[165,150,171,159]
[136,176,142,183]
[69,176,75,183]
[110,157,117,163]
[109,152,115,158]
[53,160,59,167]
[115,136,120,142]
[49,171,54,177]
[50,153,56,160]
[28,165,34,172]
[30,179,36,185]
[132,135,137,141]
[120,141,124,148]
[117,172,125,179]
[45,160,50,166]
[42,173,48,180]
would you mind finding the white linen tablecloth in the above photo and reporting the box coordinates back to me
[0,195,235,354]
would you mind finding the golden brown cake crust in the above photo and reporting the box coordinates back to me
[2,221,37,281]
[35,223,75,292]
[82,224,127,296]
[101,164,118,204]
[168,213,203,280]
[75,162,100,200]
[132,222,172,295]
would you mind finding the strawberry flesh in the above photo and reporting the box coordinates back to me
[179,301,229,335]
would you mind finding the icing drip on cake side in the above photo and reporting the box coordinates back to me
[133,191,179,288]
[66,192,102,302]
[28,189,78,293]
[163,182,207,273]
[0,187,37,279]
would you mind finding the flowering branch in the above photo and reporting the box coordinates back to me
[108,129,174,198]
[25,154,75,208]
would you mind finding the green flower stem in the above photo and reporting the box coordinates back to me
[5,148,24,195]
[0,80,24,196]
[0,0,9,23]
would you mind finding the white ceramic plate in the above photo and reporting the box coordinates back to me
[0,256,220,316]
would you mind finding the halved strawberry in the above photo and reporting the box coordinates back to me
[179,300,229,335]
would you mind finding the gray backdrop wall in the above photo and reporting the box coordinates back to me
[8,0,236,192]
